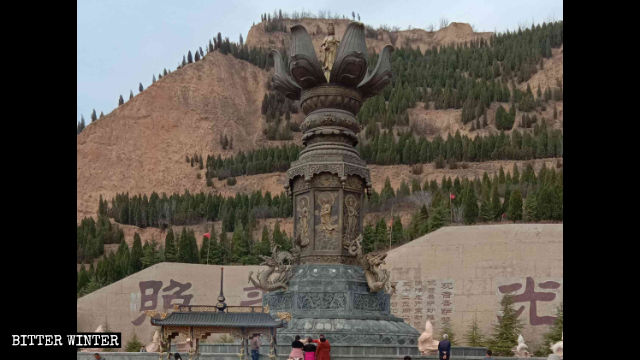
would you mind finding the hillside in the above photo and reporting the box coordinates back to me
[246,19,492,54]
[77,51,276,220]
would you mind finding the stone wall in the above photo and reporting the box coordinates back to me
[386,224,562,352]
[76,263,265,350]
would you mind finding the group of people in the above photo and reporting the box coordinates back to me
[249,333,330,360]
[288,334,331,360]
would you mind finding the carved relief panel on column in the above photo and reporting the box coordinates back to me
[296,195,311,248]
[343,193,360,242]
[314,191,339,250]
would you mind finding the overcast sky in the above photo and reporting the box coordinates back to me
[77,0,562,123]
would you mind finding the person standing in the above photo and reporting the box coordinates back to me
[303,336,317,360]
[438,334,451,360]
[289,335,304,360]
[250,333,261,360]
[314,334,331,360]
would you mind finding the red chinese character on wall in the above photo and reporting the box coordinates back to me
[131,279,193,326]
[498,277,561,326]
[239,286,263,306]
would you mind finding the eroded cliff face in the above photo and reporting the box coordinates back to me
[246,20,492,55]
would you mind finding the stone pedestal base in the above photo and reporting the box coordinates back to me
[263,264,419,352]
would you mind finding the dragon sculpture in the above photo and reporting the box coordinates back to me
[248,242,295,291]
[344,234,395,294]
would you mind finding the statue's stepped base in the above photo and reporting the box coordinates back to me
[262,264,419,353]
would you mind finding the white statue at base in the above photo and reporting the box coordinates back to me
[418,320,440,355]
[547,332,563,360]
[512,334,531,358]
[145,329,162,352]
[80,324,106,352]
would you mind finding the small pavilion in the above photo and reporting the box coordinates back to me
[148,267,286,359]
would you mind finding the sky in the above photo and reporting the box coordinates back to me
[77,0,562,123]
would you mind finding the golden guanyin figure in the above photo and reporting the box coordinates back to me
[320,23,340,81]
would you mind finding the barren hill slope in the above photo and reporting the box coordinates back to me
[77,52,271,221]
[246,20,492,54]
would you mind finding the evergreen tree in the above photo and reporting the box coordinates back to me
[219,231,231,264]
[523,193,538,222]
[152,74,156,84]
[118,95,124,106]
[462,186,479,224]
[138,83,144,93]
[507,189,523,221]
[438,318,458,345]
[125,333,144,352]
[374,219,389,250]
[187,50,193,63]
[77,116,86,134]
[129,90,134,100]
[77,265,89,293]
[362,224,376,253]
[254,226,271,258]
[115,239,131,278]
[479,196,493,222]
[231,222,250,263]
[163,228,177,262]
[272,222,289,251]
[489,294,523,356]
[380,177,395,202]
[91,109,97,122]
[391,216,403,245]
[398,180,411,197]
[536,304,563,356]
[428,205,447,232]
[141,239,162,267]
[490,183,502,221]
[130,233,143,273]
[464,317,485,347]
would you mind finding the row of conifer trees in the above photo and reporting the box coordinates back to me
[77,222,291,297]
[362,163,562,253]
[201,126,561,181]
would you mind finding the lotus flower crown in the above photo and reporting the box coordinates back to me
[270,22,394,105]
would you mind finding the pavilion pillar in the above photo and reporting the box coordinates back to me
[269,327,277,359]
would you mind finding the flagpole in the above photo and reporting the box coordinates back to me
[206,230,211,265]
[450,192,453,223]
[389,204,393,249]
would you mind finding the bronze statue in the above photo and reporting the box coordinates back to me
[320,23,340,81]
[248,243,294,291]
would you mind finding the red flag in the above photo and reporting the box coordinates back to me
[203,232,211,239]
[450,193,455,200]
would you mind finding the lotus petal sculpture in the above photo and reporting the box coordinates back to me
[271,49,301,100]
[289,25,326,89]
[330,22,369,86]
[358,45,394,99]
[271,22,394,100]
